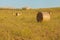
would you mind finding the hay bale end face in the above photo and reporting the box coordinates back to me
[36,12,50,22]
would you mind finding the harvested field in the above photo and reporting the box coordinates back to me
[0,8,60,40]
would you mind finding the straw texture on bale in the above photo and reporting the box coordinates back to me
[36,12,50,22]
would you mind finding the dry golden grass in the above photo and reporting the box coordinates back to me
[0,8,60,40]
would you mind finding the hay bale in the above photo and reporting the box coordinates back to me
[36,12,50,22]
[13,12,22,16]
[16,13,20,16]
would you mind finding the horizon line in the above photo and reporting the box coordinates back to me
[0,6,60,9]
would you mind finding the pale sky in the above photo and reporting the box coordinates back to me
[0,0,60,8]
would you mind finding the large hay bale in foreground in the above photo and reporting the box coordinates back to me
[36,12,50,22]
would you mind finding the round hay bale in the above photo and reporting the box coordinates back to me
[36,12,50,22]
[13,12,22,16]
[16,13,20,16]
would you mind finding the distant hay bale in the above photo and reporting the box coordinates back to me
[16,13,20,16]
[13,12,22,16]
[36,12,50,22]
